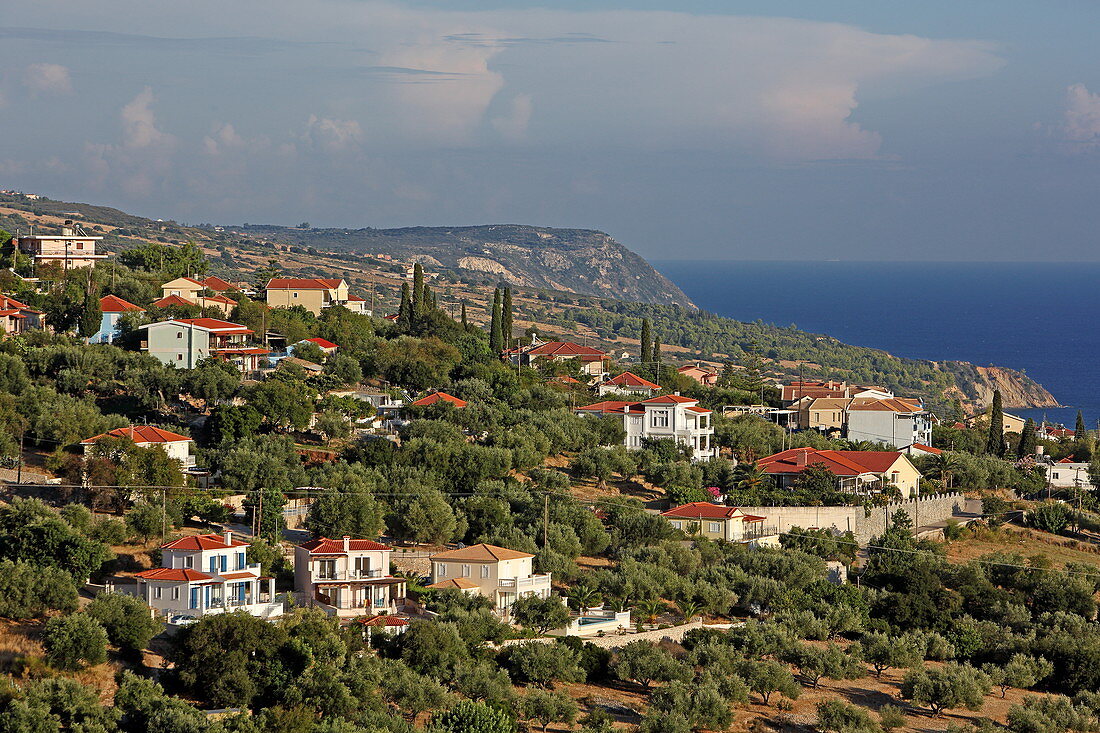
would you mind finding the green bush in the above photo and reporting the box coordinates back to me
[43,614,108,670]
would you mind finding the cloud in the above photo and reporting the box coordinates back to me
[1058,83,1100,149]
[302,115,363,153]
[492,94,533,141]
[23,63,72,94]
[84,87,176,197]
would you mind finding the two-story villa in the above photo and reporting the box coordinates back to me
[576,393,716,460]
[504,337,610,377]
[131,532,282,621]
[597,371,661,397]
[427,543,552,613]
[138,318,268,371]
[81,425,196,468]
[265,278,368,316]
[660,502,778,546]
[293,537,407,619]
[0,295,46,336]
[15,224,107,272]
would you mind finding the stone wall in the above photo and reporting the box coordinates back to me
[498,619,738,651]
[737,492,965,544]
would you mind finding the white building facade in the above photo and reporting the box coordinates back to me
[576,394,716,460]
[294,537,406,619]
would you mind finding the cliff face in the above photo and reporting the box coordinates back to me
[939,362,1060,410]
[239,224,695,308]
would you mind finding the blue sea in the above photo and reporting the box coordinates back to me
[654,261,1100,428]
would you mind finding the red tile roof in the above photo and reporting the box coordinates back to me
[161,533,247,551]
[0,295,30,309]
[299,537,391,553]
[661,502,747,519]
[304,337,339,349]
[135,568,213,582]
[432,543,533,561]
[82,425,191,445]
[218,571,257,580]
[549,375,581,384]
[99,295,145,313]
[0,310,25,318]
[641,394,697,404]
[202,276,235,291]
[410,392,467,407]
[604,372,660,389]
[758,448,907,476]
[152,294,196,308]
[909,443,942,455]
[200,294,238,305]
[265,278,345,290]
[848,397,924,414]
[575,400,641,414]
[510,341,607,358]
[360,614,408,627]
[426,578,480,590]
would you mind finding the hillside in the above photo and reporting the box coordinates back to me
[234,223,694,308]
[0,192,1058,410]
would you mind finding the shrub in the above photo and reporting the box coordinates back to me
[86,592,161,651]
[43,614,108,670]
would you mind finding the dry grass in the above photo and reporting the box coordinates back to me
[945,524,1100,569]
[0,619,121,704]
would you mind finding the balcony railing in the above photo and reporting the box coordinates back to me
[498,574,551,589]
[314,569,385,582]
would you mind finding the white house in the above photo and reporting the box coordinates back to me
[427,543,551,613]
[81,425,195,468]
[660,502,778,546]
[138,318,269,372]
[130,532,283,622]
[293,537,406,619]
[1046,458,1090,488]
[575,394,716,460]
[845,398,932,449]
[15,223,106,272]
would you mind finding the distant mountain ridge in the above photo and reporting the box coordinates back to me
[234,223,694,308]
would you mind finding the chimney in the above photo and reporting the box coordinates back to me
[795,450,808,467]
[342,535,351,552]
[224,530,233,546]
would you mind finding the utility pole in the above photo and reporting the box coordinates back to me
[258,490,264,542]
[16,432,24,484]
[543,494,549,547]
[161,487,167,541]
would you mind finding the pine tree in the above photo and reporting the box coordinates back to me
[397,282,412,330]
[1017,418,1038,458]
[411,264,425,321]
[640,319,652,367]
[489,288,503,353]
[986,390,1005,457]
[1074,410,1093,462]
[460,301,468,328]
[501,287,514,350]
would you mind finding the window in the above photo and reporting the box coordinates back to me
[292,292,298,298]
[177,354,183,361]
[171,587,180,600]
[209,557,217,573]
[436,563,447,577]
[236,552,246,570]
[183,556,193,569]
[671,521,682,529]
[153,586,162,600]
[480,564,490,578]
[176,332,183,339]
[708,522,721,533]
[220,555,228,573]
[462,564,471,577]
[651,410,669,428]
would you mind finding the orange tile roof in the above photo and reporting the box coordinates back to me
[298,537,391,553]
[218,571,257,580]
[202,276,235,291]
[99,294,145,313]
[848,397,924,414]
[910,443,942,455]
[360,614,409,627]
[411,392,467,407]
[161,533,247,551]
[509,341,607,358]
[758,448,908,476]
[265,278,345,290]
[431,543,533,562]
[200,294,238,305]
[604,371,660,389]
[82,425,191,445]
[661,502,746,519]
[135,568,214,582]
[0,295,30,309]
[304,337,339,349]
[152,294,195,308]
[641,394,697,404]
[426,578,480,590]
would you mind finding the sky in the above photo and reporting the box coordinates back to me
[2,1,1100,261]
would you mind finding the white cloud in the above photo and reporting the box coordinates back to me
[302,115,363,153]
[1059,83,1100,149]
[23,63,72,94]
[84,87,176,197]
[492,94,533,142]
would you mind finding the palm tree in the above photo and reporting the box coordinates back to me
[570,584,601,615]
[677,600,702,623]
[636,599,665,626]
[932,452,960,489]
[737,462,768,491]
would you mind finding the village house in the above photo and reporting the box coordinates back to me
[127,532,282,622]
[967,410,1028,436]
[597,371,661,397]
[846,397,932,448]
[790,396,851,434]
[780,380,894,405]
[91,294,144,344]
[575,393,715,460]
[157,276,238,315]
[15,223,107,272]
[264,278,368,316]
[293,337,340,357]
[138,318,268,372]
[757,447,922,498]
[81,425,196,468]
[1037,424,1075,441]
[504,337,609,377]
[293,537,407,619]
[660,502,778,546]
[0,294,46,336]
[1045,457,1090,488]
[427,543,552,613]
[410,391,467,408]
[677,363,719,387]
[902,443,943,457]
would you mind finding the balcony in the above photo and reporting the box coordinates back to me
[498,574,551,590]
[313,568,385,582]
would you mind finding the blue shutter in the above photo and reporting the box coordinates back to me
[190,587,200,609]
[237,552,246,570]
[209,556,216,573]
[220,555,227,572]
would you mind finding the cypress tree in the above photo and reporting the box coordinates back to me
[460,301,468,328]
[1017,418,1038,458]
[501,287,514,350]
[79,293,101,339]
[1075,410,1093,462]
[640,318,652,366]
[489,288,503,353]
[986,390,1005,456]
[397,282,412,330]
[652,335,662,383]
[411,264,425,320]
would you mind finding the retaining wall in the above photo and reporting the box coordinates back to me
[736,492,965,544]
